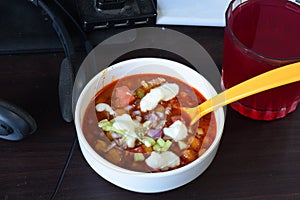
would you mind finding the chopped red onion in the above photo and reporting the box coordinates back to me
[147,129,162,139]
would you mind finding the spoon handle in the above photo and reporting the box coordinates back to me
[190,62,300,124]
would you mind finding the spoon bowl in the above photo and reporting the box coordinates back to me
[182,62,300,125]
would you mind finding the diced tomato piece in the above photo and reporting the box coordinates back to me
[114,86,135,107]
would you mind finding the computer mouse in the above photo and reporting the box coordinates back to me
[0,99,37,141]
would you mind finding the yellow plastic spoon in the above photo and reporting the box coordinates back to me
[182,62,300,125]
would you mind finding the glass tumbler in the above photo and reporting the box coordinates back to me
[222,0,300,120]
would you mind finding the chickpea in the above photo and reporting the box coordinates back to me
[94,140,107,152]
[189,136,201,152]
[106,148,122,164]
[181,149,198,163]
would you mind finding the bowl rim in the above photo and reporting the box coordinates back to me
[74,57,225,177]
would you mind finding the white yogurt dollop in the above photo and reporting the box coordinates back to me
[140,83,179,112]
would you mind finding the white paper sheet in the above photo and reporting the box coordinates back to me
[156,0,231,27]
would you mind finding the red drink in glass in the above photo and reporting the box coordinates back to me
[222,0,300,120]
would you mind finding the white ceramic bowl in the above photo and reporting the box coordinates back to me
[74,58,225,193]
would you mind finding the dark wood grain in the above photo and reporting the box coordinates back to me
[0,27,299,200]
